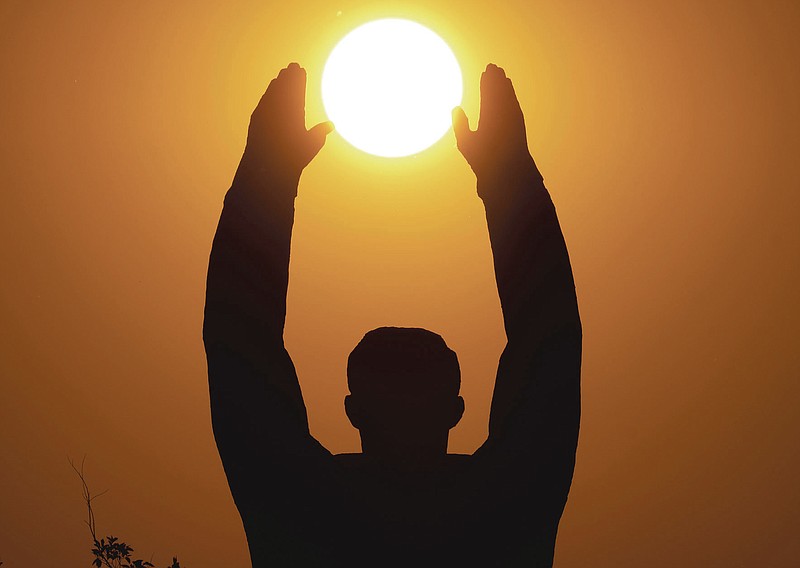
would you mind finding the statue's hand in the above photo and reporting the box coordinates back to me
[241,63,333,183]
[452,64,535,184]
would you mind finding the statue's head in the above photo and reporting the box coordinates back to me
[345,327,464,458]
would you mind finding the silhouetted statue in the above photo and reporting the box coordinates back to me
[204,62,581,567]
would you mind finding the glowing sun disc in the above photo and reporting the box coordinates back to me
[322,19,463,158]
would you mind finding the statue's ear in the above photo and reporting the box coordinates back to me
[344,395,362,430]
[447,396,465,430]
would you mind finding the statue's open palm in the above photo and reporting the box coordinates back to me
[242,63,333,182]
[453,64,534,182]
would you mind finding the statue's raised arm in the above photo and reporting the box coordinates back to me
[454,63,582,564]
[203,63,335,566]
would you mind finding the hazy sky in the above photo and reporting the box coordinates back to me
[1,1,798,566]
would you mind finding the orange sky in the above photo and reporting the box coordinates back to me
[1,1,798,566]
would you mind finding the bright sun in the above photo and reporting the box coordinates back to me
[322,19,463,158]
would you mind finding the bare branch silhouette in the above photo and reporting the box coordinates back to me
[70,457,182,568]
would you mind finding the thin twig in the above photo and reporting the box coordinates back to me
[69,456,115,568]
